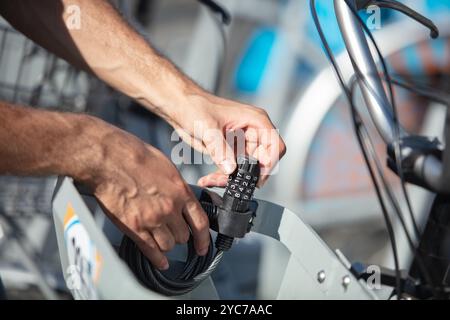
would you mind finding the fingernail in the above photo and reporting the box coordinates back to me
[159,260,169,270]
[198,247,208,256]
[221,160,235,174]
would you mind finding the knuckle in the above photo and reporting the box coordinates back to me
[143,209,164,228]
[161,199,176,216]
[208,146,217,158]
[178,184,193,200]
[173,177,188,194]
[121,208,141,230]
[184,198,200,213]
[137,234,157,250]
[196,214,210,233]
[159,238,175,252]
[177,230,190,244]
[254,107,268,117]
[129,145,147,166]
[203,127,221,144]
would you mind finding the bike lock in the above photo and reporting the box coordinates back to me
[119,155,259,296]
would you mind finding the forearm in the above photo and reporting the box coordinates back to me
[0,104,211,264]
[0,101,104,180]
[0,0,205,125]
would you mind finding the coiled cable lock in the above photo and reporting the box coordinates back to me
[119,156,260,296]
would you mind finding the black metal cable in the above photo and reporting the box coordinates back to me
[326,0,442,297]
[197,0,231,25]
[349,89,403,299]
[357,0,439,39]
[310,0,402,298]
[119,200,225,296]
[311,0,442,299]
[119,233,223,296]
[386,76,450,107]
[349,75,441,298]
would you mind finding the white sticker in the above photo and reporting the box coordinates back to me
[63,203,102,300]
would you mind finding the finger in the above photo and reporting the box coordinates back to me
[261,131,286,185]
[99,202,169,270]
[245,128,259,157]
[182,195,210,256]
[167,214,190,244]
[134,231,169,270]
[251,144,271,185]
[203,127,236,174]
[251,129,286,186]
[257,144,284,186]
[151,225,176,252]
[175,127,207,154]
[198,171,228,188]
[245,128,272,185]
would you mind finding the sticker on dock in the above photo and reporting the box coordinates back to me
[63,203,103,300]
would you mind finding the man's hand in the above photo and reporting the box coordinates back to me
[77,121,210,270]
[168,92,286,188]
[0,0,284,270]
[0,0,286,188]
[0,103,210,270]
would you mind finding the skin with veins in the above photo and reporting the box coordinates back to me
[0,0,285,269]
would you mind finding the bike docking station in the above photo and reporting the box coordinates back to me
[51,157,377,300]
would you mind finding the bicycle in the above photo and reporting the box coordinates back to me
[309,0,450,299]
[269,0,449,277]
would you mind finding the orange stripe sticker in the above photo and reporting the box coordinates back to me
[93,251,103,283]
[64,203,76,227]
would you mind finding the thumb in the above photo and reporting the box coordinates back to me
[203,129,236,174]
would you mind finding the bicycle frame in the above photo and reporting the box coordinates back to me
[334,0,448,194]
[335,0,401,144]
[334,0,450,297]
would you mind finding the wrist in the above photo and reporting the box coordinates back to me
[58,113,109,185]
[137,57,211,127]
[62,113,159,191]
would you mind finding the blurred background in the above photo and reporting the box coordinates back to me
[0,0,449,299]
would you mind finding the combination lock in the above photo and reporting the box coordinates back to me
[209,156,260,251]
[223,156,260,212]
